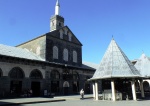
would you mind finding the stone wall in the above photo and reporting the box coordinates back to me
[46,35,82,66]
[16,36,46,60]
[0,59,94,98]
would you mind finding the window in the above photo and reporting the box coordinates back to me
[53,46,58,59]
[73,71,79,80]
[51,70,60,79]
[59,22,61,26]
[63,49,68,61]
[9,67,24,79]
[64,28,68,35]
[30,69,43,79]
[73,51,77,63]
[68,32,72,41]
[59,29,63,39]
[51,21,55,27]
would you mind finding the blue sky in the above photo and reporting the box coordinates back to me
[0,0,150,64]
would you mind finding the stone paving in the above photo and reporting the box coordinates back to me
[23,99,150,106]
[0,95,150,106]
[0,97,65,106]
[54,94,93,100]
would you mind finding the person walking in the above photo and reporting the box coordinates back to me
[80,89,84,100]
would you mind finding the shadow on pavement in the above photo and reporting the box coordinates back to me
[0,101,25,106]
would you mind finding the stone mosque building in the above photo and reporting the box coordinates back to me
[0,0,97,98]
[1,0,150,100]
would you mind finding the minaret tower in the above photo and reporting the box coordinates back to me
[55,0,60,15]
[50,0,64,32]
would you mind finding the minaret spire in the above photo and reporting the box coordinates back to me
[55,0,60,15]
[50,0,64,32]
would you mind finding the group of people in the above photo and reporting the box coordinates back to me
[10,89,33,98]
[21,89,33,97]
[11,88,84,99]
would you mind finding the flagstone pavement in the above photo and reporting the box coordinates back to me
[0,94,150,106]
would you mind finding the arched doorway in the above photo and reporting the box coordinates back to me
[143,81,150,92]
[0,68,2,77]
[84,76,91,94]
[72,71,79,94]
[63,81,69,95]
[30,69,43,97]
[51,70,60,95]
[9,67,24,97]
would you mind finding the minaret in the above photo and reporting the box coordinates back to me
[50,0,64,32]
[55,0,60,15]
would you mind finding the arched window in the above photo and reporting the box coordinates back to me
[53,46,58,59]
[73,51,77,63]
[143,81,150,91]
[68,32,72,41]
[63,49,68,61]
[63,81,70,87]
[0,68,2,77]
[51,70,60,79]
[73,71,79,80]
[30,69,43,79]
[59,29,63,39]
[9,67,24,79]
[64,28,68,35]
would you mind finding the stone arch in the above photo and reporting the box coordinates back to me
[30,69,43,97]
[143,81,150,91]
[51,70,60,79]
[30,69,43,79]
[63,81,70,87]
[72,71,79,93]
[9,67,25,79]
[0,68,3,77]
[63,81,70,95]
[53,46,58,59]
[9,67,24,97]
[63,48,68,61]
[73,71,79,80]
[51,70,60,94]
[73,51,77,63]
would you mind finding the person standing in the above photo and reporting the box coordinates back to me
[80,89,84,100]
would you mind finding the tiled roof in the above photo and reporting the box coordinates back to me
[90,39,141,80]
[82,61,99,70]
[0,44,44,61]
[134,53,150,78]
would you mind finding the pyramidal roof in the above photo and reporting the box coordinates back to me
[90,38,141,80]
[134,53,150,78]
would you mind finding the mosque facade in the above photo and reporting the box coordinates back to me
[0,0,96,98]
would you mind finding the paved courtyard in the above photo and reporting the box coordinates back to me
[20,99,150,106]
[0,95,150,106]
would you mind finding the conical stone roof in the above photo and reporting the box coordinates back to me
[91,38,141,80]
[134,53,150,78]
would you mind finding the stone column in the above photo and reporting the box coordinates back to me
[111,80,116,101]
[140,79,145,98]
[95,81,99,100]
[131,79,137,101]
[93,82,96,99]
